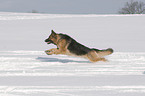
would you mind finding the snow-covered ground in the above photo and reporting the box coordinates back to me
[0,12,145,96]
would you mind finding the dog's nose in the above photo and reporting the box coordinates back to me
[45,39,48,42]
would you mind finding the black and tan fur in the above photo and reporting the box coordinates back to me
[45,30,113,62]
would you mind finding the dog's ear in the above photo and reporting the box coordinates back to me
[51,30,56,35]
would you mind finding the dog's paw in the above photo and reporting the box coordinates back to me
[45,52,52,55]
[45,50,50,52]
[45,48,57,55]
[45,50,52,55]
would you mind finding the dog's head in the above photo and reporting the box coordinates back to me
[45,30,58,45]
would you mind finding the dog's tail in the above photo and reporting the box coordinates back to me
[92,48,113,57]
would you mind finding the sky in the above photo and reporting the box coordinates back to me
[0,0,144,14]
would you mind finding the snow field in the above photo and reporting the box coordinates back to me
[0,51,145,76]
[0,86,145,96]
[0,12,145,96]
[0,51,145,95]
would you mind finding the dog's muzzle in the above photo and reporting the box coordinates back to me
[45,39,53,44]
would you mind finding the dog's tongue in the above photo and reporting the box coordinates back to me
[47,41,51,44]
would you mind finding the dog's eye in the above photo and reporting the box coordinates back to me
[52,35,57,39]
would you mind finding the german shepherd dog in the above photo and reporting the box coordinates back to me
[45,30,113,62]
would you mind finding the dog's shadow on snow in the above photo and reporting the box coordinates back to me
[36,57,90,63]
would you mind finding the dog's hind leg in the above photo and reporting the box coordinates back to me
[87,50,107,62]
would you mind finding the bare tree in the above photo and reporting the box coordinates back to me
[119,0,145,14]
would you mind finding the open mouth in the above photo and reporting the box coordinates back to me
[46,41,51,44]
[45,39,53,44]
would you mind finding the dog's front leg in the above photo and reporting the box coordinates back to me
[45,48,60,55]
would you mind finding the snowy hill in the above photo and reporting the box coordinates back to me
[0,12,145,96]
